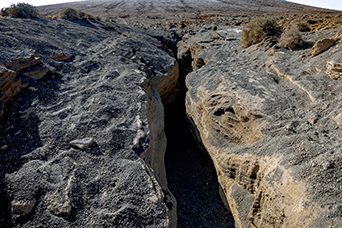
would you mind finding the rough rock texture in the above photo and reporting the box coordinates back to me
[326,61,342,80]
[310,37,340,56]
[181,25,342,227]
[0,17,178,227]
[0,67,26,118]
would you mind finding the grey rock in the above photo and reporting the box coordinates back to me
[0,17,178,227]
[11,200,37,216]
[182,25,342,227]
[69,138,95,149]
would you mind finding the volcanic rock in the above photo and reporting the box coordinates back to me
[310,37,339,56]
[182,25,342,227]
[0,66,27,118]
[69,138,95,150]
[0,17,178,227]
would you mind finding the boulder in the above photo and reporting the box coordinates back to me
[0,17,178,227]
[310,37,339,56]
[182,26,342,227]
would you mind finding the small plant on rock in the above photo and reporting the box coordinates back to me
[240,17,282,48]
[1,3,39,18]
[278,25,303,50]
[210,34,220,40]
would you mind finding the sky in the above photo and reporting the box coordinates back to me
[287,0,342,10]
[0,1,84,9]
[0,0,341,11]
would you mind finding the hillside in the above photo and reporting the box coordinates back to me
[37,0,340,29]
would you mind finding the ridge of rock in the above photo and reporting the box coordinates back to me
[181,25,342,227]
[0,17,178,227]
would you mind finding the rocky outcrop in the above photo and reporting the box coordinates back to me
[310,37,340,56]
[0,17,178,227]
[182,25,342,227]
[50,53,74,61]
[0,48,58,118]
[0,67,26,118]
[326,61,342,80]
[3,50,55,80]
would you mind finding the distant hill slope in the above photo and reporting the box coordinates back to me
[37,0,340,29]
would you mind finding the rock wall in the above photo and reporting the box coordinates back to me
[0,18,178,227]
[182,26,342,227]
[0,49,56,118]
[0,67,26,118]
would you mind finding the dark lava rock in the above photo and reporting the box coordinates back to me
[0,17,178,227]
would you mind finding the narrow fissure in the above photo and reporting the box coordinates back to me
[164,49,235,227]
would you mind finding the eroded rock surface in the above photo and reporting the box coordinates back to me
[310,37,340,56]
[326,61,342,80]
[0,17,178,227]
[0,66,26,118]
[182,25,342,227]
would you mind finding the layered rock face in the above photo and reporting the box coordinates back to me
[0,67,26,118]
[0,49,56,118]
[182,26,342,227]
[0,18,177,227]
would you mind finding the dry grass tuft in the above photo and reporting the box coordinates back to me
[240,17,282,48]
[278,25,303,50]
[1,3,39,18]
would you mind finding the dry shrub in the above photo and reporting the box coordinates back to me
[1,3,39,18]
[59,8,96,22]
[240,17,282,48]
[78,11,91,20]
[78,11,98,21]
[83,13,95,20]
[296,22,310,32]
[59,7,79,20]
[335,20,342,25]
[278,25,303,50]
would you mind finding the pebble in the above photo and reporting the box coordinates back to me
[69,138,95,149]
[0,145,8,150]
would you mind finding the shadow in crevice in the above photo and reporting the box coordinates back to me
[164,58,235,227]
